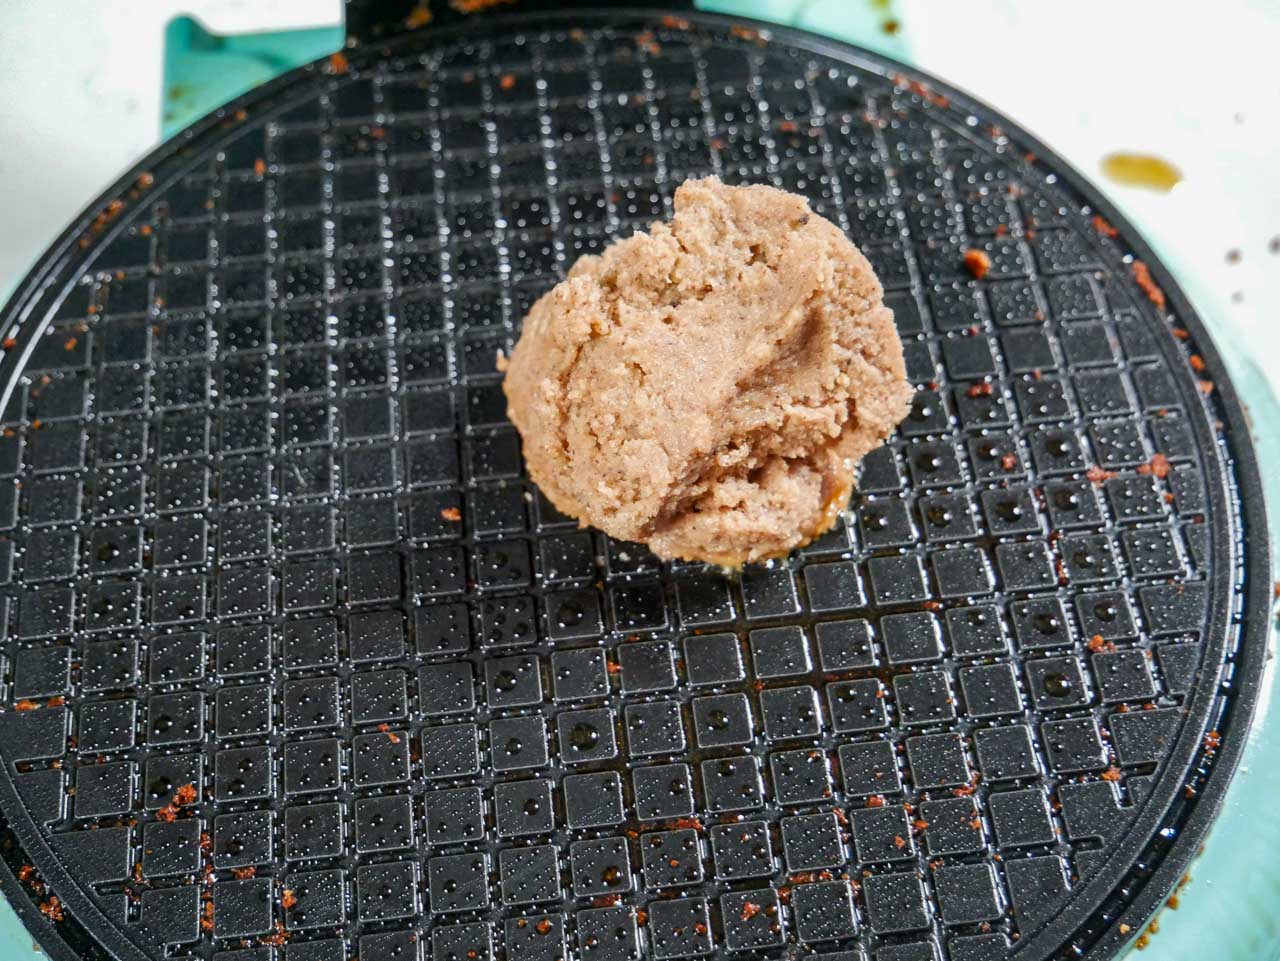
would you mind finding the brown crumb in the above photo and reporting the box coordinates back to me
[1086,465,1116,486]
[46,696,65,707]
[498,73,516,91]
[962,248,992,279]
[1134,453,1172,479]
[404,4,433,28]
[14,699,39,712]
[1092,215,1119,238]
[535,918,553,934]
[966,382,993,398]
[1131,260,1166,310]
[63,337,78,352]
[1000,453,1018,471]
[866,794,886,808]
[1,338,15,350]
[666,816,703,831]
[1171,327,1190,340]
[890,73,950,108]
[1087,634,1116,653]
[440,506,462,522]
[328,52,349,75]
[253,158,266,177]
[39,896,64,923]
[231,866,257,880]
[281,888,298,909]
[376,722,402,743]
[740,900,761,921]
[1198,379,1214,396]
[449,0,516,11]
[1189,354,1206,372]
[634,909,648,926]
[260,921,289,946]
[913,819,929,831]
[173,783,198,806]
[893,835,906,849]
[592,894,622,908]
[660,15,690,29]
[1203,730,1221,750]
[1100,767,1122,782]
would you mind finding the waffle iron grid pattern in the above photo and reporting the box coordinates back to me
[0,12,1261,961]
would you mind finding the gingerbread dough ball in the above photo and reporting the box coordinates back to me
[502,176,913,565]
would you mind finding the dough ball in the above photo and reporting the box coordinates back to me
[502,176,913,565]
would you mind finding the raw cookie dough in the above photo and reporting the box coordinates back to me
[502,176,913,565]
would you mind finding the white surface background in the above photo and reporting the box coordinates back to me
[0,1,1277,957]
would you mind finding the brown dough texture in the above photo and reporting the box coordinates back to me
[502,176,913,565]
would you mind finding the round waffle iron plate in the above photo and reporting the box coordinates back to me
[0,10,1266,961]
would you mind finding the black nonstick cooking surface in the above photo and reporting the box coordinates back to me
[0,8,1266,961]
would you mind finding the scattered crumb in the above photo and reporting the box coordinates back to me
[866,795,885,808]
[1086,465,1116,486]
[660,15,690,30]
[1000,453,1018,471]
[14,699,38,712]
[450,0,516,11]
[962,248,991,279]
[231,866,257,880]
[404,4,433,28]
[1189,354,1206,372]
[890,72,950,108]
[1100,767,1122,782]
[1131,260,1166,310]
[259,921,289,946]
[440,506,462,522]
[1092,215,1119,238]
[1136,453,1172,479]
[1087,634,1116,653]
[173,783,197,806]
[966,382,993,398]
[253,158,266,177]
[328,52,349,75]
[38,896,64,923]
[498,73,516,91]
[281,888,298,909]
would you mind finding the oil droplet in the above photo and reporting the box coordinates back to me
[570,723,600,751]
[1043,673,1073,697]
[1100,152,1183,193]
